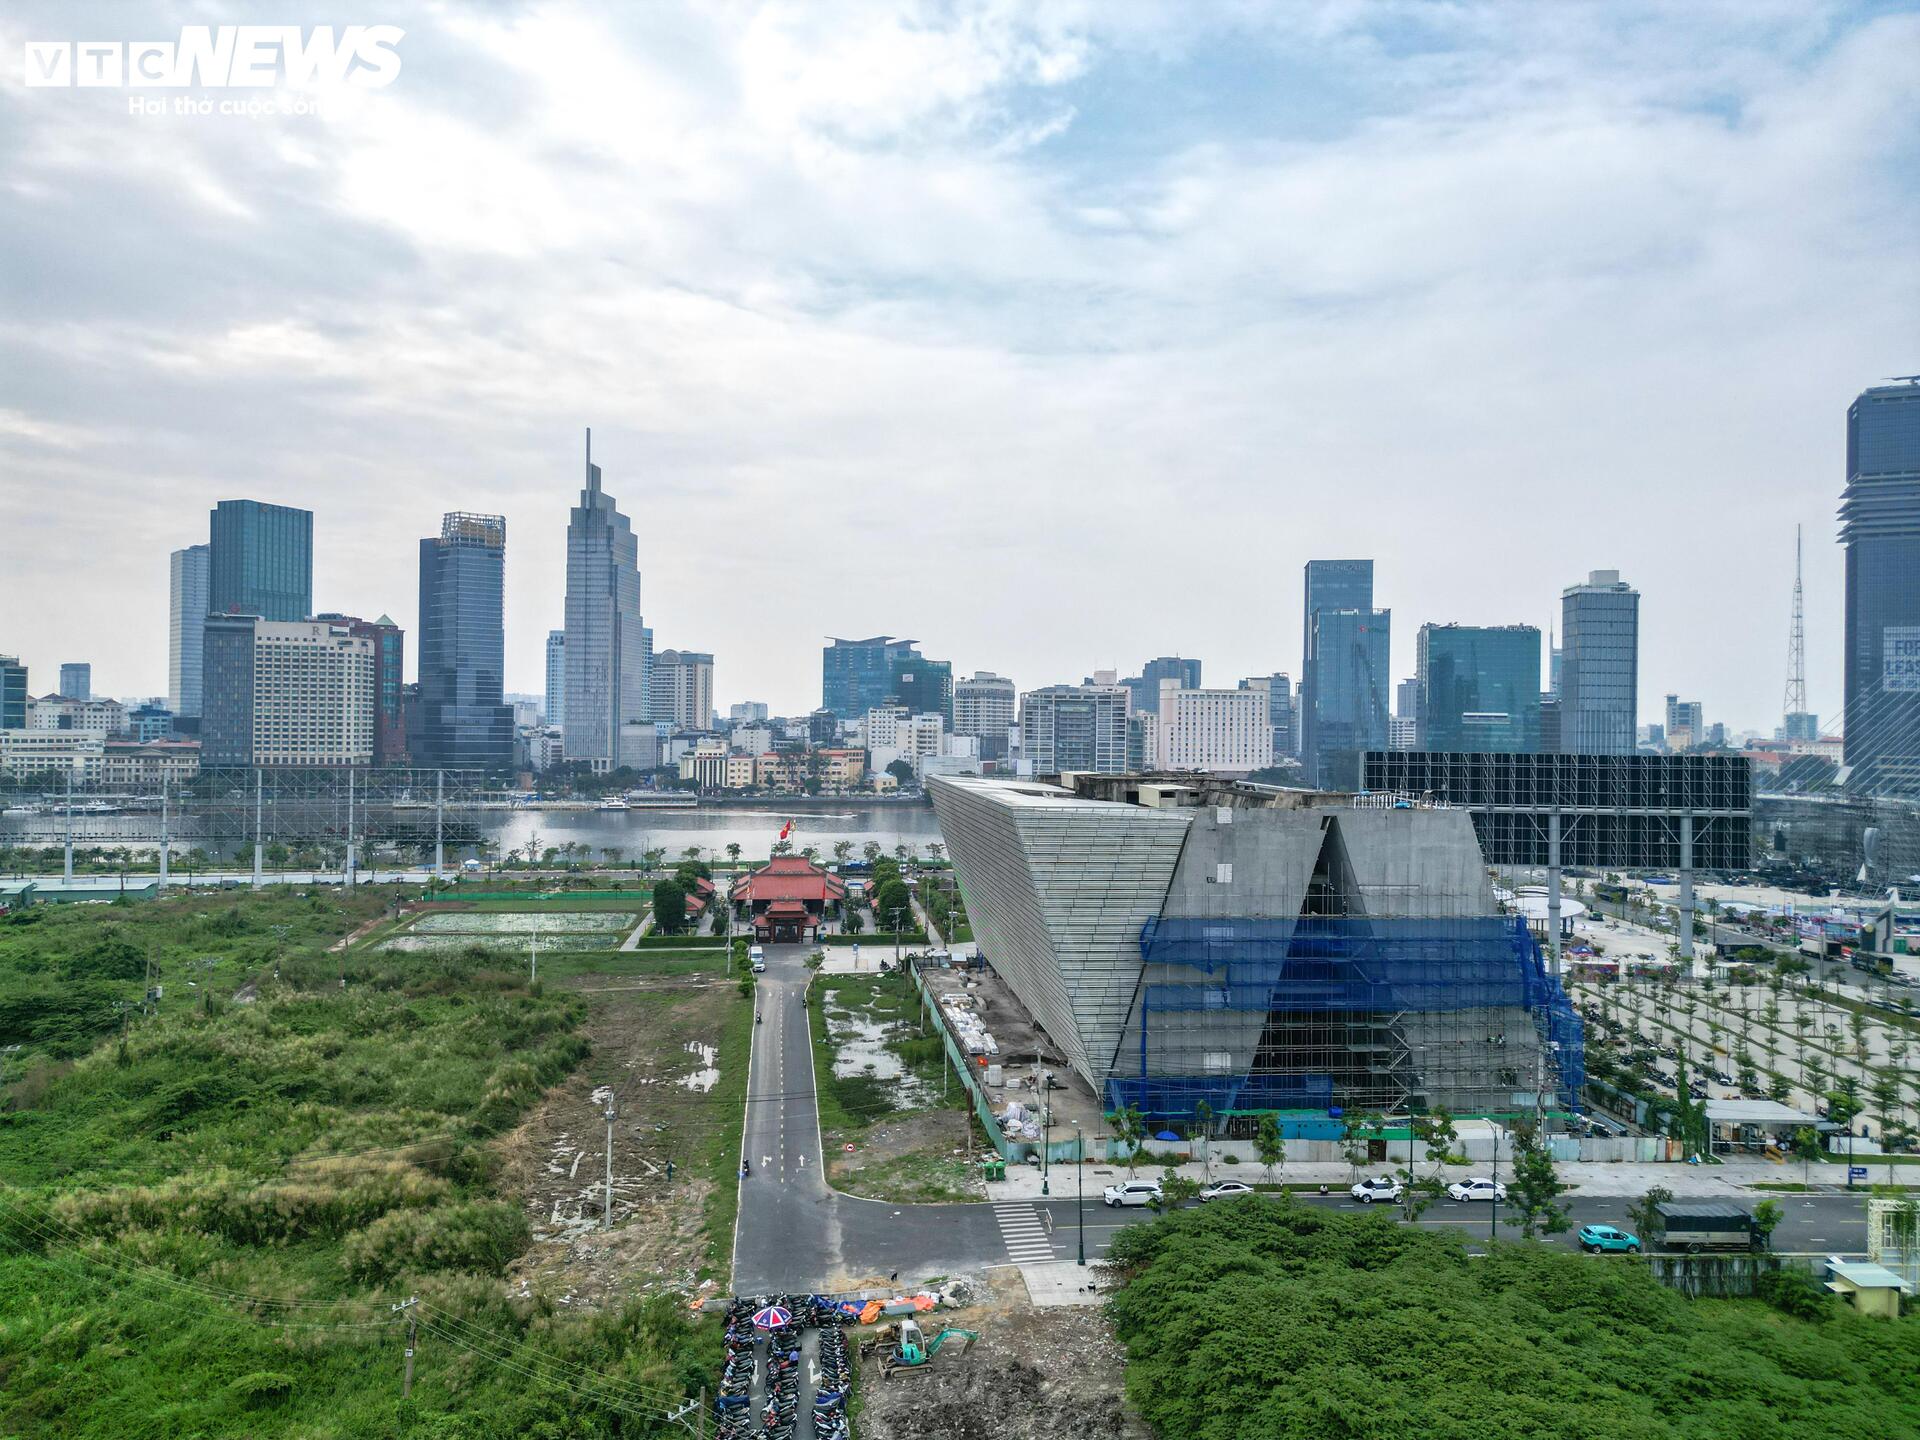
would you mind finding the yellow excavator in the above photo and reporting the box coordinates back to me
[875,1318,978,1377]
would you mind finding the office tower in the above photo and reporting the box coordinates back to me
[1301,560,1376,783]
[1122,656,1202,714]
[0,656,26,730]
[807,708,838,745]
[1018,684,1129,773]
[1548,623,1562,697]
[1157,680,1270,773]
[650,650,715,731]
[545,630,566,728]
[563,433,648,772]
[208,499,312,620]
[315,614,406,765]
[58,663,90,700]
[1840,380,1920,796]
[1664,694,1705,751]
[417,513,513,771]
[200,617,374,766]
[1307,607,1391,789]
[168,543,211,717]
[127,702,174,742]
[1259,673,1297,760]
[822,636,919,719]
[1558,570,1639,755]
[1416,624,1542,754]
[956,672,1016,761]
[1126,711,1158,771]
[730,701,770,724]
[889,653,953,724]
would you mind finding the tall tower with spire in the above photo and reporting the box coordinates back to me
[1781,525,1816,742]
[563,429,649,771]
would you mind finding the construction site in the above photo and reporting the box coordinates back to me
[928,773,1586,1137]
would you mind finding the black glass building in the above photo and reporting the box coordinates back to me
[1417,623,1542,753]
[416,513,513,770]
[1841,380,1920,797]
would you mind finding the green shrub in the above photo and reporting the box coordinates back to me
[1755,1266,1830,1321]
[342,1199,530,1282]
[228,1371,295,1408]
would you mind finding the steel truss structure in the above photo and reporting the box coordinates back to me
[1361,751,1753,869]
[0,767,494,868]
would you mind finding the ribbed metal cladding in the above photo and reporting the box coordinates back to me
[927,777,1190,1088]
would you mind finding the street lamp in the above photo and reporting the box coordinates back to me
[1072,1122,1086,1266]
[1488,1126,1501,1243]
[1038,1051,1050,1196]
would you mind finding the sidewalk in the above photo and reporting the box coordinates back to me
[984,1156,1914,1202]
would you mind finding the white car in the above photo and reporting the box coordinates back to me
[1102,1179,1162,1208]
[1447,1177,1508,1203]
[1199,1180,1254,1203]
[1349,1175,1404,1205]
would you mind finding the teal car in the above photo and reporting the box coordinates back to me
[1578,1223,1640,1254]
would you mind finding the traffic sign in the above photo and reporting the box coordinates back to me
[1848,1166,1869,1180]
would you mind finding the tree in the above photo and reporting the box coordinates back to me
[926,841,945,864]
[1752,1198,1783,1252]
[1254,1113,1285,1185]
[642,847,666,873]
[725,842,742,869]
[885,760,915,787]
[1507,1123,1571,1240]
[1340,1111,1381,1180]
[1111,1105,1147,1174]
[1627,1184,1673,1244]
[602,846,624,868]
[832,840,853,865]
[863,841,882,865]
[801,845,820,864]
[682,845,702,865]
[770,839,794,857]
[1420,1107,1461,1176]
[1150,1164,1201,1213]
[652,878,687,935]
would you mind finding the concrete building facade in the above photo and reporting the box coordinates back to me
[1156,680,1271,774]
[58,664,90,701]
[1018,684,1129,774]
[200,618,375,767]
[930,773,1583,1126]
[650,649,714,732]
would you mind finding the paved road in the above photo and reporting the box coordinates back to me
[729,942,1876,1291]
[1005,1191,1873,1266]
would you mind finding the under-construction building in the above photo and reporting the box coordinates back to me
[928,773,1582,1126]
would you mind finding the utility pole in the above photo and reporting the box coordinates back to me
[603,1094,618,1230]
[392,1296,419,1399]
[158,779,170,891]
[63,771,73,882]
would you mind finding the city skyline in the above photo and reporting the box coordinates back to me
[3,4,1917,724]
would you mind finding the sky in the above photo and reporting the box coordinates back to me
[2,1,1917,730]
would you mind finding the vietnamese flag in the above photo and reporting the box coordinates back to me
[778,820,793,841]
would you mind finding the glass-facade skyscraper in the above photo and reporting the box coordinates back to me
[1558,570,1639,755]
[1416,623,1542,753]
[1841,380,1920,796]
[889,653,953,724]
[416,514,512,771]
[169,544,211,718]
[563,433,648,771]
[0,655,26,730]
[208,499,312,620]
[822,636,918,719]
[1301,560,1379,786]
[1307,607,1391,789]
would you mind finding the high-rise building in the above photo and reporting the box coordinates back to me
[208,499,312,620]
[1416,624,1542,754]
[1840,379,1920,796]
[1157,680,1270,774]
[58,663,91,701]
[650,650,715,732]
[889,653,953,725]
[545,630,566,729]
[169,543,211,718]
[200,617,374,766]
[417,513,512,771]
[1558,570,1639,755]
[953,672,1017,745]
[730,701,769,724]
[1018,684,1129,773]
[822,637,919,719]
[1122,656,1202,714]
[563,433,648,772]
[1306,606,1391,789]
[0,656,28,730]
[315,613,407,765]
[1301,560,1376,784]
[1664,694,1705,751]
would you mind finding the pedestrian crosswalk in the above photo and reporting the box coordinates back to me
[993,1202,1055,1264]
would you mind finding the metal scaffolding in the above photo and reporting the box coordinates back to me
[0,767,494,882]
[1108,916,1584,1122]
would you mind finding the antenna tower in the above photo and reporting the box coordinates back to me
[1782,524,1806,731]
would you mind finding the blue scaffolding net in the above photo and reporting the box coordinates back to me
[1104,915,1585,1122]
